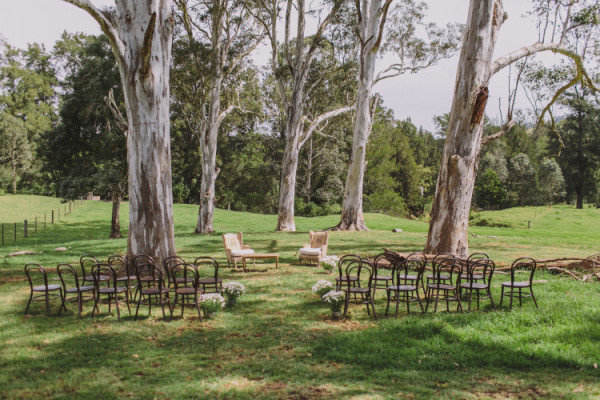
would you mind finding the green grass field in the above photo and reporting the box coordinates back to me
[0,195,599,399]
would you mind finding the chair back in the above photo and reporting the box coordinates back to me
[164,256,186,285]
[431,257,462,287]
[91,263,118,289]
[467,252,490,267]
[395,258,425,285]
[57,263,82,290]
[25,263,48,290]
[337,254,361,281]
[194,256,219,281]
[133,254,155,268]
[468,258,495,286]
[80,254,99,277]
[108,255,130,277]
[510,257,536,284]
[135,263,166,289]
[222,233,243,252]
[171,263,199,290]
[345,259,375,291]
[309,231,328,254]
[373,252,394,277]
[407,251,427,263]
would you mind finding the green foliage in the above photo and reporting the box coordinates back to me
[474,169,506,210]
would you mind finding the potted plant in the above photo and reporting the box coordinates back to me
[199,293,225,317]
[222,282,246,307]
[320,255,339,274]
[312,280,333,297]
[322,290,345,320]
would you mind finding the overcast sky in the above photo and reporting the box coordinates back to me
[0,0,562,132]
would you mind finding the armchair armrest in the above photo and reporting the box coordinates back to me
[242,245,251,250]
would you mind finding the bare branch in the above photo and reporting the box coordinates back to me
[373,0,393,52]
[298,105,355,148]
[104,88,129,135]
[490,42,564,78]
[482,119,515,146]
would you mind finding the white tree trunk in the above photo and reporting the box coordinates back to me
[425,0,504,257]
[64,0,177,266]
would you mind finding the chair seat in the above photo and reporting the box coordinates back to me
[427,283,455,291]
[117,275,136,282]
[398,274,418,281]
[374,275,392,280]
[388,285,417,291]
[140,287,170,295]
[502,281,531,288]
[98,286,128,294]
[299,247,322,256]
[460,282,488,290]
[33,284,61,292]
[198,278,223,284]
[175,287,202,295]
[461,274,484,280]
[231,249,255,257]
[66,285,94,293]
[348,287,369,294]
[427,274,450,280]
[336,276,359,282]
[174,277,195,284]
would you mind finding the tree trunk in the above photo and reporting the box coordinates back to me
[576,109,584,209]
[109,192,122,239]
[425,0,504,258]
[277,107,303,231]
[196,79,221,234]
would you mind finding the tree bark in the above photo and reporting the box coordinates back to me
[109,192,122,239]
[425,0,504,257]
[64,0,177,266]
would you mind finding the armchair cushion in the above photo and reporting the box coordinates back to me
[299,247,322,256]
[231,249,255,257]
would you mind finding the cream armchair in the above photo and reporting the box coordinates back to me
[299,231,328,265]
[222,232,254,268]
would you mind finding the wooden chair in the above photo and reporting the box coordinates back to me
[299,231,328,265]
[222,232,254,268]
[170,263,203,321]
[194,256,223,294]
[386,258,425,317]
[57,263,94,317]
[91,263,131,321]
[459,258,496,311]
[134,264,171,320]
[24,263,64,316]
[500,257,538,308]
[425,257,463,313]
[342,260,377,320]
[335,254,361,291]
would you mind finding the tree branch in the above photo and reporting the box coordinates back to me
[482,119,515,146]
[140,12,157,78]
[104,88,129,135]
[298,105,355,148]
[490,42,564,78]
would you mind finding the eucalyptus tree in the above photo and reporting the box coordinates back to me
[248,0,354,231]
[334,0,461,230]
[173,0,265,234]
[62,0,176,264]
[425,0,600,257]
[0,114,31,194]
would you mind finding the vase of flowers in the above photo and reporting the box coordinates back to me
[223,282,246,307]
[312,280,333,297]
[320,255,339,274]
[200,293,225,317]
[322,290,345,320]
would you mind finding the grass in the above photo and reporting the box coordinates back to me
[0,196,599,399]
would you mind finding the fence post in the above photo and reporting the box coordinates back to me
[24,220,28,238]
[64,205,67,216]
[52,210,54,224]
[69,202,72,214]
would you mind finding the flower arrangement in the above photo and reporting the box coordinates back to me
[311,280,333,297]
[320,255,339,273]
[222,282,245,307]
[199,293,225,313]
[322,290,345,312]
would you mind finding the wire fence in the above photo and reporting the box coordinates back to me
[1,199,87,246]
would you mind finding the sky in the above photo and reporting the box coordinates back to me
[0,0,563,132]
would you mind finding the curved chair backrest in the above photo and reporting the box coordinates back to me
[432,253,454,264]
[395,258,425,285]
[467,252,490,267]
[136,263,166,288]
[133,254,155,268]
[80,254,99,276]
[431,257,462,286]
[510,257,536,284]
[345,259,374,290]
[194,256,219,280]
[337,254,361,281]
[91,263,118,288]
[407,251,427,263]
[164,256,186,284]
[108,255,130,277]
[373,252,394,275]
[171,263,199,290]
[468,258,495,285]
[57,263,81,290]
[25,263,48,289]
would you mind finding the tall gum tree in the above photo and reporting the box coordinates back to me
[250,0,353,231]
[175,0,265,234]
[425,0,599,257]
[63,0,176,265]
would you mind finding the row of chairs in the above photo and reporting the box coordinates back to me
[24,254,223,321]
[336,252,539,320]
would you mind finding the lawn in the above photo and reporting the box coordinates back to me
[0,196,599,399]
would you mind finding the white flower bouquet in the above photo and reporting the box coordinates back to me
[200,293,226,313]
[223,282,246,299]
[322,290,345,312]
[311,280,333,297]
[320,255,339,273]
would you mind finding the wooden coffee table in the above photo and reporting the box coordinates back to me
[241,253,279,272]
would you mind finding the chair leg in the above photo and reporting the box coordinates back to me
[385,290,391,316]
[518,288,523,307]
[135,294,142,320]
[530,287,538,308]
[114,293,121,321]
[343,296,349,318]
[425,289,431,312]
[77,292,83,318]
[416,291,424,313]
[25,290,33,315]
[509,287,514,309]
[488,287,497,311]
[45,291,51,316]
[499,286,504,307]
[394,292,400,318]
[467,288,473,312]
[58,290,66,317]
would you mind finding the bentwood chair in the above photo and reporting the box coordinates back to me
[500,257,538,308]
[108,255,135,302]
[80,254,99,286]
[24,263,64,316]
[462,252,490,282]
[335,254,361,291]
[170,263,204,321]
[134,263,171,320]
[57,263,94,317]
[425,257,463,313]
[194,256,223,294]
[91,263,131,321]
[459,258,496,311]
[386,258,425,317]
[163,256,187,289]
[424,253,455,299]
[342,260,377,320]
[372,253,395,300]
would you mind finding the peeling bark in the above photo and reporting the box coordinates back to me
[109,192,122,239]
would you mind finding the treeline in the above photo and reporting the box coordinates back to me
[0,35,599,217]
